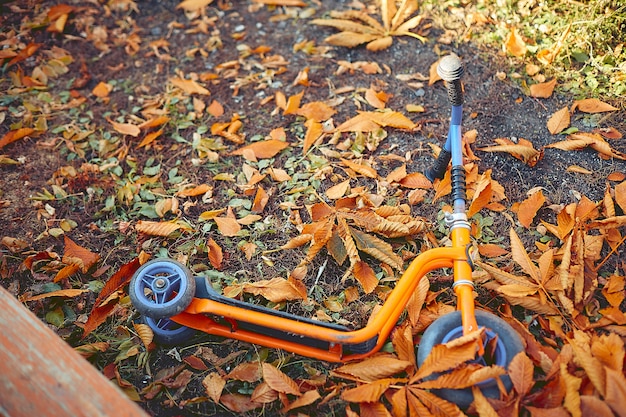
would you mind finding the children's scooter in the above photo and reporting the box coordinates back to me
[129,54,523,407]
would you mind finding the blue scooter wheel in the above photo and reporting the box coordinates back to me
[129,259,196,320]
[142,316,196,346]
[416,310,523,409]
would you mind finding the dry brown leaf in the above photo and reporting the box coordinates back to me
[352,260,378,294]
[547,106,570,134]
[202,372,226,403]
[136,220,189,237]
[214,217,241,237]
[262,363,301,396]
[530,78,557,98]
[398,172,432,189]
[231,139,289,159]
[63,235,100,273]
[471,386,499,417]
[108,119,140,137]
[0,128,36,149]
[21,288,88,302]
[477,138,542,167]
[177,0,214,11]
[341,379,394,403]
[253,0,306,5]
[572,98,618,113]
[518,189,545,228]
[281,390,321,413]
[332,356,412,382]
[341,158,378,178]
[302,119,323,154]
[133,323,154,348]
[295,101,337,122]
[326,179,351,200]
[169,77,210,95]
[207,238,223,270]
[251,186,269,213]
[508,352,534,397]
[242,277,304,303]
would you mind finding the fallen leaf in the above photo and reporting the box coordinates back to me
[136,220,190,236]
[214,217,241,237]
[506,29,527,57]
[0,128,35,149]
[530,78,557,98]
[262,363,301,396]
[518,189,546,228]
[177,0,214,11]
[108,119,140,137]
[92,81,113,98]
[21,288,88,302]
[207,238,223,270]
[63,235,100,273]
[572,98,618,113]
[231,139,289,159]
[326,179,350,200]
[547,106,570,134]
[170,77,210,95]
[202,372,226,403]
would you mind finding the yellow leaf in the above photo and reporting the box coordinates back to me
[367,36,393,51]
[505,29,527,57]
[547,106,570,134]
[530,78,557,98]
[262,363,301,396]
[561,363,582,417]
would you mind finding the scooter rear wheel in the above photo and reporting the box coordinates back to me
[416,310,523,409]
[141,316,196,346]
[129,259,196,320]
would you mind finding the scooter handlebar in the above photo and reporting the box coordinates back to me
[438,54,464,107]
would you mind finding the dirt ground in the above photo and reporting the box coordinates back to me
[1,1,625,416]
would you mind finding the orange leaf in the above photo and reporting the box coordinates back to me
[202,372,226,403]
[572,98,618,113]
[0,128,35,149]
[341,158,378,178]
[262,363,301,396]
[547,106,570,134]
[251,186,269,213]
[505,29,527,57]
[81,302,117,339]
[137,129,163,148]
[242,277,304,302]
[207,100,224,117]
[136,220,190,236]
[93,258,140,308]
[295,101,337,122]
[341,379,394,403]
[63,235,100,273]
[326,179,350,200]
[253,0,306,6]
[530,78,557,98]
[353,260,378,294]
[230,139,289,159]
[176,183,212,197]
[177,0,214,11]
[169,76,210,95]
[398,172,432,189]
[508,352,535,397]
[214,217,241,237]
[478,243,508,257]
[22,288,88,302]
[207,238,223,270]
[91,81,113,98]
[332,356,412,382]
[139,116,170,129]
[518,189,545,228]
[604,367,626,416]
[302,119,323,154]
[108,119,140,137]
[283,91,304,115]
[281,390,321,414]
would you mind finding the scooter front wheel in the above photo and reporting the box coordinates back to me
[129,259,196,320]
[416,310,523,409]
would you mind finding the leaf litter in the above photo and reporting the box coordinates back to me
[0,0,625,416]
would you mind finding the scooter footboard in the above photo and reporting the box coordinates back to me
[187,276,378,357]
